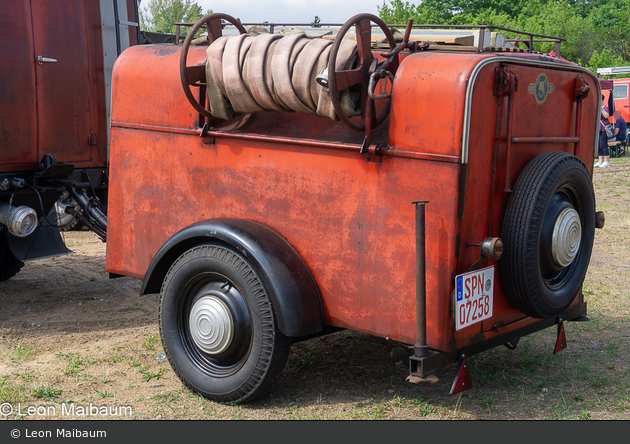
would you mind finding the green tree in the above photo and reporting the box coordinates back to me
[589,0,630,62]
[139,0,207,34]
[378,0,426,24]
[587,48,626,77]
[312,15,321,28]
[377,0,630,66]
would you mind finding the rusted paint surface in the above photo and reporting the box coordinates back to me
[0,0,108,171]
[0,2,38,166]
[107,125,460,345]
[388,52,488,159]
[454,60,598,348]
[106,43,600,350]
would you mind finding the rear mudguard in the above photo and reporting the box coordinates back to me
[141,218,324,338]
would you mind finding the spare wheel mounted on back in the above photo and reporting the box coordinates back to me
[501,151,596,319]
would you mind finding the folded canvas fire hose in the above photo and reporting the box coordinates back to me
[203,32,362,121]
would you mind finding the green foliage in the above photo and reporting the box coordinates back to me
[31,383,63,401]
[143,334,159,351]
[587,49,625,76]
[0,379,28,404]
[139,0,210,34]
[378,0,440,24]
[377,0,630,67]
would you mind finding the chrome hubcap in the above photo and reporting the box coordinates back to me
[551,207,581,268]
[189,296,234,355]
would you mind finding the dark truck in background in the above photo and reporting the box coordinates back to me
[0,0,140,280]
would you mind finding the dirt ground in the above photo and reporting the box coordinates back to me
[1,159,629,421]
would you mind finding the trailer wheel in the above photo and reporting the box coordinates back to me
[158,243,291,404]
[501,152,595,318]
[0,232,24,281]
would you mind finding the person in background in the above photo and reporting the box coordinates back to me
[613,110,627,143]
[596,94,610,168]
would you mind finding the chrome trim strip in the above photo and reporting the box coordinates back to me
[462,57,601,164]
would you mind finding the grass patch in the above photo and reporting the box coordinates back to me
[410,395,435,416]
[137,366,167,382]
[94,388,115,399]
[31,383,62,401]
[143,334,159,351]
[0,379,28,404]
[11,343,36,361]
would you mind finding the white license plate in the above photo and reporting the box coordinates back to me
[455,266,494,331]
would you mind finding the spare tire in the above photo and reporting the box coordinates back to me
[501,151,596,318]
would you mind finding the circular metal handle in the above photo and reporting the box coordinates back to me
[180,13,247,119]
[327,13,396,132]
[368,70,394,100]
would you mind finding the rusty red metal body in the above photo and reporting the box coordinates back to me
[1,1,109,171]
[105,20,600,398]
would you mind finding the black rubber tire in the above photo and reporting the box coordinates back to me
[0,232,24,282]
[159,243,291,404]
[500,151,596,318]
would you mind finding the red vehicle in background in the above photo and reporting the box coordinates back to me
[105,13,605,403]
[597,67,630,143]
[0,1,139,280]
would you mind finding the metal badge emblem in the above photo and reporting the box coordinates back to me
[528,73,555,104]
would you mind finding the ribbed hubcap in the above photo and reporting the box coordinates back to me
[9,206,38,237]
[189,296,234,355]
[551,207,581,267]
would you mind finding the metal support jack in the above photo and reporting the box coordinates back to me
[553,320,567,354]
[412,200,430,359]
[450,352,473,395]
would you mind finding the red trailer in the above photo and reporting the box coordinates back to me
[0,0,139,279]
[106,13,604,403]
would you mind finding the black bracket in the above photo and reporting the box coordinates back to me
[33,154,74,182]
[504,337,520,350]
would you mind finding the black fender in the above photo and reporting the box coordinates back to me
[141,218,324,338]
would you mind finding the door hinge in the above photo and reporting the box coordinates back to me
[494,67,518,96]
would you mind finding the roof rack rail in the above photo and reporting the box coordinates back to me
[174,21,566,56]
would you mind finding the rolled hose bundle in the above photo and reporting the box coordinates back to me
[204,33,362,121]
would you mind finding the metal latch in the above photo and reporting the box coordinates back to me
[37,55,57,65]
[574,77,590,102]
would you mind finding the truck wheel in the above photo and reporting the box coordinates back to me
[55,192,83,231]
[501,152,595,318]
[0,232,24,281]
[159,243,291,404]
